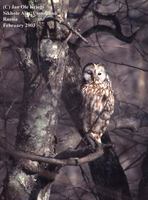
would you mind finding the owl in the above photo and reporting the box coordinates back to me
[81,63,114,146]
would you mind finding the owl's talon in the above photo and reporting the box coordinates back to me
[85,134,102,150]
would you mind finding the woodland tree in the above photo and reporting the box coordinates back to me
[0,0,148,200]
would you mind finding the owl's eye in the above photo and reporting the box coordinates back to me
[86,70,92,75]
[98,72,102,75]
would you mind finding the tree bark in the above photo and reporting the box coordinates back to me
[6,1,69,200]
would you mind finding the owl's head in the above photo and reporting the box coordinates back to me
[82,63,108,84]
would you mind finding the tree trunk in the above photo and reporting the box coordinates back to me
[6,1,69,200]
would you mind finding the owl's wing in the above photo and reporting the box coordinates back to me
[90,90,114,144]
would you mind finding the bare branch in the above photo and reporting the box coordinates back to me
[50,0,57,32]
[92,9,122,33]
[74,24,138,47]
[0,142,113,166]
[43,16,88,44]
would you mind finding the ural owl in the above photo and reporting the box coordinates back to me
[81,63,114,146]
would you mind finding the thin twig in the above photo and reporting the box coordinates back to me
[124,152,146,171]
[103,58,148,72]
[5,98,18,118]
[73,0,93,27]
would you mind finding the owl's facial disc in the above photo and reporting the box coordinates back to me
[83,63,107,84]
[94,64,107,83]
[83,64,94,83]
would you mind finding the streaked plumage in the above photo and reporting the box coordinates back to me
[81,63,114,144]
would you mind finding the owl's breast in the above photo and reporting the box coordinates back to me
[81,83,104,96]
[81,83,105,112]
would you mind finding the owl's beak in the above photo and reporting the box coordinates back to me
[91,74,95,83]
